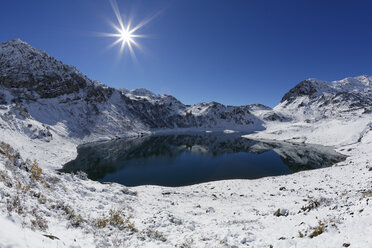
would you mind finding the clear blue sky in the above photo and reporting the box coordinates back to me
[1,0,372,107]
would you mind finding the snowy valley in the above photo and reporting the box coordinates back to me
[0,39,371,247]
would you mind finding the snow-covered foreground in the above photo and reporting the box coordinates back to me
[1,116,372,248]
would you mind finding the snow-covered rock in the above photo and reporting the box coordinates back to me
[276,76,372,121]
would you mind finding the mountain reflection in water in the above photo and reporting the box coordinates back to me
[60,133,346,187]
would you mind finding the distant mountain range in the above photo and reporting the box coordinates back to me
[0,38,371,143]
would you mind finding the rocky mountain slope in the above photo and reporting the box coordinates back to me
[276,76,372,121]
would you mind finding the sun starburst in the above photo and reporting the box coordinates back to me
[100,0,149,58]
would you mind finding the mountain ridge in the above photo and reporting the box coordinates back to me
[0,39,284,144]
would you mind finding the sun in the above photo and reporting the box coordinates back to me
[120,28,133,44]
[100,0,150,58]
[111,23,140,56]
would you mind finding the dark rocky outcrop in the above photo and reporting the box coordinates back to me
[281,80,319,103]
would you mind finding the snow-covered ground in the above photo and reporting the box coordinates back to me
[1,111,372,248]
[1,105,372,247]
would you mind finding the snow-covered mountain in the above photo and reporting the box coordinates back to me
[276,76,372,121]
[0,39,283,143]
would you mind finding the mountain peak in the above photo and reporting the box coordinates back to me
[1,38,43,56]
[0,38,90,98]
[281,75,372,104]
[1,38,51,64]
[6,38,27,45]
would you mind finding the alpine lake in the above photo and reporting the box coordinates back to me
[60,132,347,187]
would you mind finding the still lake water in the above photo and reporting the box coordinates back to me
[61,133,346,187]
